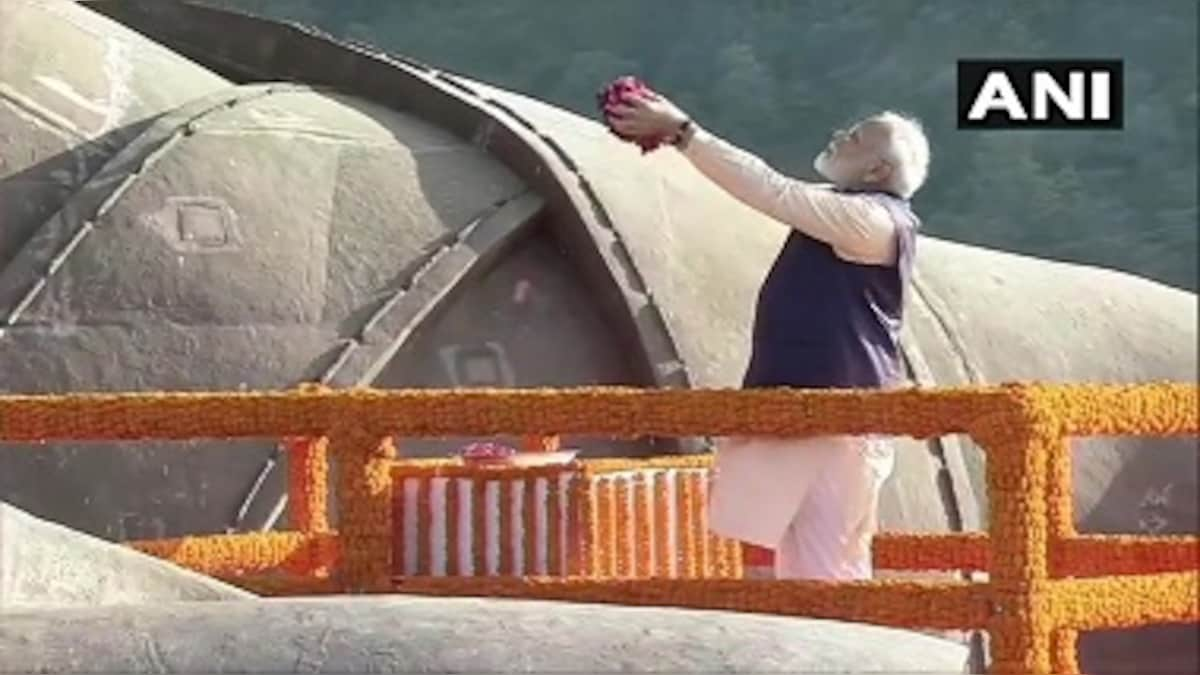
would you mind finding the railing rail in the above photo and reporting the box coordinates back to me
[2,382,1196,675]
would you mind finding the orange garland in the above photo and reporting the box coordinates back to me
[128,531,338,577]
[873,532,1199,577]
[386,461,751,581]
[334,431,395,592]
[284,436,329,533]
[596,477,616,576]
[3,383,1192,443]
[6,382,1188,675]
[633,475,653,577]
[678,472,699,578]
[653,472,672,577]
[1050,571,1200,630]
[614,477,631,577]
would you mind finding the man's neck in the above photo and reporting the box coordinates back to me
[834,184,905,200]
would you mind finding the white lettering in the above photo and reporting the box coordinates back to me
[1033,70,1086,120]
[968,72,1027,120]
[1091,71,1111,120]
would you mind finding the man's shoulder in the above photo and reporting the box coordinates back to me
[856,191,920,230]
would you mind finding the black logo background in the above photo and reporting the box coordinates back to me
[957,59,1124,130]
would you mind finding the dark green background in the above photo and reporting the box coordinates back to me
[213,0,1198,291]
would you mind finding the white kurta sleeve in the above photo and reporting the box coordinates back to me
[681,127,899,265]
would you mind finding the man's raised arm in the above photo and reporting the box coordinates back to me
[678,125,896,265]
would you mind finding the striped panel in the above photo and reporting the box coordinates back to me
[390,464,742,580]
[579,468,727,579]
[391,469,575,577]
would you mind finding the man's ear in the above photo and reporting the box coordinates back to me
[863,159,894,185]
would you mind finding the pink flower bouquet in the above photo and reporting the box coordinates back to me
[597,75,668,154]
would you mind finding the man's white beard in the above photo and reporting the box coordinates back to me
[814,149,857,187]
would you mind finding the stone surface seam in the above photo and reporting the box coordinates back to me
[296,23,690,388]
[2,84,305,328]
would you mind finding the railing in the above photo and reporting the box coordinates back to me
[1,382,1195,675]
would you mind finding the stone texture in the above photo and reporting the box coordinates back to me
[0,502,253,611]
[0,0,228,272]
[0,595,969,673]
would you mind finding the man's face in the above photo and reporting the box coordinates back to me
[813,118,891,187]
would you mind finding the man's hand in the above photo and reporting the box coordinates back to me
[608,93,690,139]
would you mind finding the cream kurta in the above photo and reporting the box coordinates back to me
[678,126,903,580]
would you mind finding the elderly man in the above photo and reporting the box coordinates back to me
[610,93,930,580]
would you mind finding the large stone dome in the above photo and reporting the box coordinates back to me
[2,2,1195,672]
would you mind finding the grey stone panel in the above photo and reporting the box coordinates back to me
[0,501,253,610]
[0,596,970,673]
[0,0,227,271]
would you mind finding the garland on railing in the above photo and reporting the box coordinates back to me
[872,532,1200,576]
[1050,570,1199,630]
[128,531,338,577]
[285,437,329,533]
[336,432,396,592]
[9,382,1191,675]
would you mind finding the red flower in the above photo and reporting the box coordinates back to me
[597,76,668,154]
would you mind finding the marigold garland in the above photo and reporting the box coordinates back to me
[388,461,756,582]
[567,469,594,576]
[614,478,632,577]
[284,436,329,533]
[633,475,653,577]
[1050,571,1199,630]
[1051,629,1080,675]
[678,472,699,578]
[23,382,1194,443]
[334,431,395,592]
[53,381,1192,675]
[873,532,1199,576]
[129,531,338,577]
[978,418,1055,675]
[653,473,672,577]
[690,473,710,576]
[596,478,616,576]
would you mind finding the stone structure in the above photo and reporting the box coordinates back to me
[0,501,252,610]
[0,1,1194,672]
[0,595,971,673]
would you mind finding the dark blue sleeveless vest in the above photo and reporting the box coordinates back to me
[741,190,918,390]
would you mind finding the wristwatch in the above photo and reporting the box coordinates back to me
[670,118,694,149]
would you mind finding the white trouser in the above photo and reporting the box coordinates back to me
[707,434,895,580]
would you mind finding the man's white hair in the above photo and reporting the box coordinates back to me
[871,111,930,199]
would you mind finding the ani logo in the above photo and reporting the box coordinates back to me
[957,59,1124,129]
